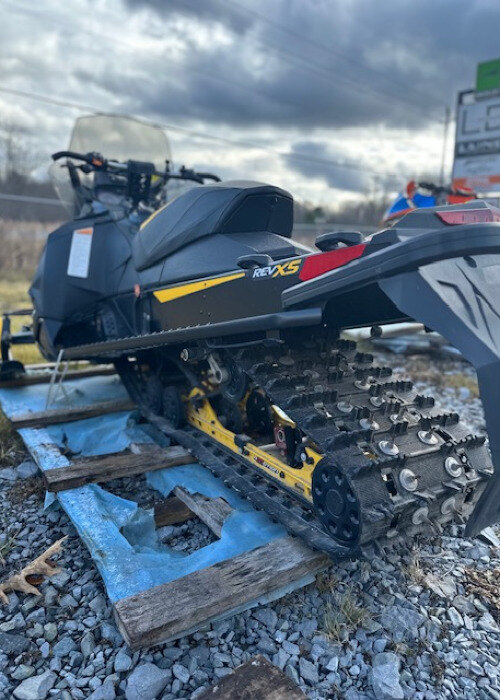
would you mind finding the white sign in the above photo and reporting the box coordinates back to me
[67,227,93,278]
[453,92,500,192]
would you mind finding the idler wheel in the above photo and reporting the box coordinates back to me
[311,458,361,546]
[162,386,186,428]
[221,355,248,402]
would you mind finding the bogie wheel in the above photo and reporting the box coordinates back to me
[162,386,186,428]
[221,354,248,402]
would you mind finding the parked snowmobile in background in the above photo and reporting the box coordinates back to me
[382,180,477,225]
[10,114,500,557]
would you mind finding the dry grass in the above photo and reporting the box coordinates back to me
[404,548,426,586]
[0,410,26,467]
[465,567,500,622]
[0,273,44,365]
[392,356,479,398]
[0,528,19,565]
[322,585,369,641]
[315,570,340,594]
[0,220,48,276]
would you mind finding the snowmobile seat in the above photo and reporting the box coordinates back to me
[132,180,293,271]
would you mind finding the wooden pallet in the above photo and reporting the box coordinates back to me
[43,446,195,492]
[1,382,330,649]
[0,365,116,388]
[114,485,328,648]
[198,655,306,700]
[11,398,136,429]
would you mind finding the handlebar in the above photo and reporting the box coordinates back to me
[52,151,106,167]
[52,150,220,184]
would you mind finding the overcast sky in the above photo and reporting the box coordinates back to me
[1,0,498,206]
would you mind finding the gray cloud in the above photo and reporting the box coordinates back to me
[284,141,372,193]
[122,0,499,131]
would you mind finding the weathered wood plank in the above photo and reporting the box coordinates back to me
[154,497,195,527]
[197,655,306,700]
[173,487,232,537]
[43,445,195,492]
[114,536,329,649]
[11,398,136,429]
[0,365,116,388]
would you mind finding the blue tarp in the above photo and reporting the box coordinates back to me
[1,374,292,605]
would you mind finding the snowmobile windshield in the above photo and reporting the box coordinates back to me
[50,115,172,216]
[69,115,171,170]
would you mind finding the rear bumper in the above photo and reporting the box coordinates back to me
[283,223,500,308]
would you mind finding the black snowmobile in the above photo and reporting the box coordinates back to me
[19,115,500,556]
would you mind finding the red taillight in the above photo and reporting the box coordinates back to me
[436,208,500,225]
[299,244,366,281]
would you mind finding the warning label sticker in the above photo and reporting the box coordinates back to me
[67,227,93,278]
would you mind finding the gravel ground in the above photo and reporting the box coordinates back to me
[0,352,499,700]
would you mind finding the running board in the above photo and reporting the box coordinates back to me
[62,308,323,361]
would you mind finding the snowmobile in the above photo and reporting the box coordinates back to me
[382,180,477,225]
[12,115,500,557]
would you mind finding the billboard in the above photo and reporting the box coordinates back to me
[452,90,500,192]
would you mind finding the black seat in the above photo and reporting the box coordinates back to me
[132,180,293,271]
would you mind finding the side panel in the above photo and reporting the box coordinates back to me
[380,255,500,535]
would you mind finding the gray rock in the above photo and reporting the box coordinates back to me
[59,594,78,609]
[447,607,464,628]
[88,680,116,700]
[80,631,95,657]
[371,653,404,700]
[114,649,133,673]
[379,606,426,640]
[13,670,56,700]
[299,657,319,684]
[324,656,339,672]
[0,631,32,655]
[282,640,300,656]
[11,665,35,681]
[253,607,278,630]
[43,623,57,642]
[285,663,300,685]
[16,460,38,479]
[125,663,170,700]
[172,662,190,684]
[53,636,77,657]
[373,639,387,654]
[0,467,18,481]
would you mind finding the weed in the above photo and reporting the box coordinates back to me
[322,585,369,642]
[316,569,339,594]
[404,548,426,586]
[0,410,26,467]
[0,528,19,565]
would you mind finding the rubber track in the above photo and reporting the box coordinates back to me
[234,340,492,544]
[118,362,351,560]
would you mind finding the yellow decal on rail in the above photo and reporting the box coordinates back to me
[153,272,245,303]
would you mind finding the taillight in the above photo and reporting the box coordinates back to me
[299,244,366,281]
[436,208,500,225]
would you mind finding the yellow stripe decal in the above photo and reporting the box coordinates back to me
[153,272,245,303]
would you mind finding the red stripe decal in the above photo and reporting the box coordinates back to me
[299,244,366,282]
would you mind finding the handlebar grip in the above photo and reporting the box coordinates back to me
[52,151,90,162]
[51,151,106,169]
[197,172,221,182]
